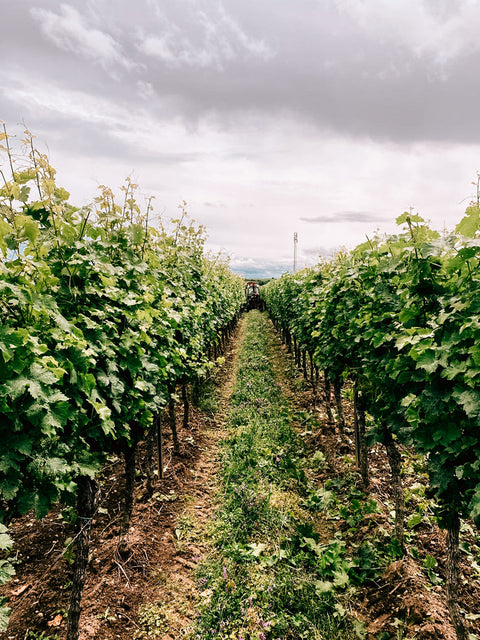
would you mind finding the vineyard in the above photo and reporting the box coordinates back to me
[262,210,480,640]
[0,128,243,639]
[1,127,480,640]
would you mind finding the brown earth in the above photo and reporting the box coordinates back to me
[0,319,244,640]
[269,328,480,640]
[1,314,480,640]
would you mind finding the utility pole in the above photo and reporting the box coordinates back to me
[472,172,480,205]
[293,232,298,273]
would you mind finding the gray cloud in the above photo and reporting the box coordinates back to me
[30,4,136,72]
[301,246,336,258]
[136,3,273,71]
[204,201,226,208]
[4,0,480,144]
[301,211,390,224]
[3,0,480,275]
[230,256,293,279]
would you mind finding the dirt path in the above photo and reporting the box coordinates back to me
[1,317,246,640]
[122,316,247,640]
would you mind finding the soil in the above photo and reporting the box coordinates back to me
[270,331,480,640]
[1,314,479,640]
[0,319,244,640]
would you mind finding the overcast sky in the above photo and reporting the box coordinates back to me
[2,0,480,277]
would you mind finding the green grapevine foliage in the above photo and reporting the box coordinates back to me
[263,212,480,526]
[0,126,243,632]
[263,209,480,637]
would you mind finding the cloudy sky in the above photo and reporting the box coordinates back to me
[2,0,480,277]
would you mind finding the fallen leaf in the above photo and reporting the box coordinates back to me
[48,614,63,628]
[10,583,31,597]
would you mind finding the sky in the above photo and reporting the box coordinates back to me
[2,0,480,277]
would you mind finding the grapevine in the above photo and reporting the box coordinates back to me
[0,126,244,638]
[263,209,480,640]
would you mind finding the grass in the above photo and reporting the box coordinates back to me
[190,311,360,640]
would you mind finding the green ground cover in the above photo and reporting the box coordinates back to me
[191,311,360,640]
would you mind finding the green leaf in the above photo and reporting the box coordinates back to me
[80,373,96,395]
[456,389,480,418]
[407,512,423,529]
[441,361,468,380]
[5,376,28,400]
[0,559,15,584]
[315,580,334,594]
[0,341,14,363]
[131,223,144,245]
[73,460,100,479]
[333,568,350,588]
[352,619,367,639]
[423,555,437,569]
[248,542,266,557]
[456,205,480,238]
[415,349,440,374]
[469,488,480,526]
[401,393,417,408]
[0,603,12,632]
[54,187,70,201]
[24,218,39,242]
[396,211,425,226]
[0,481,19,502]
[0,525,12,551]
[14,214,39,243]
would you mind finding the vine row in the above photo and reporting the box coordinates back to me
[0,126,244,637]
[262,208,480,640]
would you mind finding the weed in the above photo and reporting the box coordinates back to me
[422,554,443,585]
[174,512,196,541]
[62,537,75,565]
[23,632,60,640]
[192,376,218,415]
[307,449,328,471]
[134,604,169,639]
[350,540,383,584]
[338,494,379,528]
[97,607,116,622]
[303,486,337,511]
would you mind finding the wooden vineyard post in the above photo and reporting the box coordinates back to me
[182,382,190,430]
[168,387,180,455]
[157,412,164,480]
[309,353,315,391]
[146,423,155,494]
[66,476,98,640]
[446,512,468,640]
[324,372,334,424]
[333,379,345,437]
[119,441,137,556]
[353,384,369,490]
[382,425,404,551]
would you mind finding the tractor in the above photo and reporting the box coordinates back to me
[245,281,261,311]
